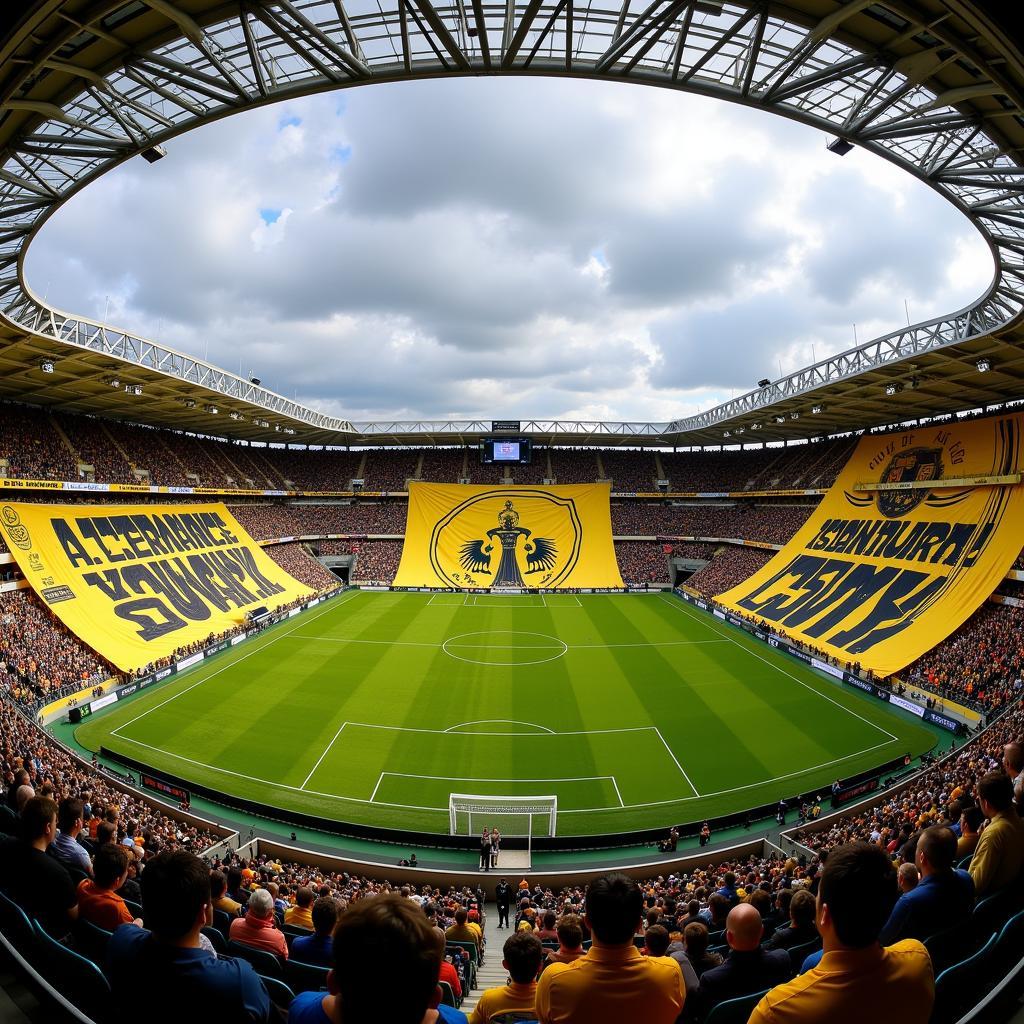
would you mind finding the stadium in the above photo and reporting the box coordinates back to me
[1,1,1024,1023]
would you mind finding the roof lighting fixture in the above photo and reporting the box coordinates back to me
[750,422,762,430]
[39,359,55,374]
[812,405,824,415]
[976,358,991,373]
[757,378,771,388]
[107,378,120,388]
[274,424,282,432]
[885,383,903,396]
[283,427,295,435]
[775,415,786,424]
[723,431,731,438]
[205,404,218,414]
[790,411,800,420]
[229,411,242,420]
[826,137,855,156]
[124,384,143,396]
[182,398,196,408]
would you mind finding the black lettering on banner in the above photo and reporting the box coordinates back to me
[83,569,131,602]
[784,561,901,636]
[130,514,170,556]
[77,517,121,562]
[205,549,258,605]
[226,546,286,599]
[156,556,232,613]
[114,596,188,641]
[144,560,215,622]
[185,551,245,608]
[152,515,188,554]
[51,518,93,569]
[109,515,154,559]
[830,571,946,654]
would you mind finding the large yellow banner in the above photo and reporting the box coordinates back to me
[718,413,1024,676]
[0,502,314,672]
[394,483,624,589]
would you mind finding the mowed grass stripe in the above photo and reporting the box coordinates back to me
[77,591,938,836]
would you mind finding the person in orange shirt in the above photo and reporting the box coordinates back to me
[77,845,141,932]
[229,888,289,960]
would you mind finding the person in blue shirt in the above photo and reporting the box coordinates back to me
[106,850,271,1024]
[878,825,975,945]
[291,896,339,967]
[288,893,466,1024]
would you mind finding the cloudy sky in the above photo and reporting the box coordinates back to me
[28,77,992,425]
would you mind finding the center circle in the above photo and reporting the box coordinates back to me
[441,630,568,667]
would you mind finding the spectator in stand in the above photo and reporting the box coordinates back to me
[0,795,78,937]
[535,909,559,941]
[969,770,1024,896]
[957,805,985,860]
[291,897,339,968]
[879,826,974,944]
[644,923,699,994]
[288,893,467,1024]
[76,843,139,931]
[1005,741,1024,813]
[445,907,482,958]
[681,921,723,979]
[50,796,93,877]
[469,931,543,1024]
[764,889,818,951]
[535,872,685,1024]
[211,869,243,916]
[544,913,586,968]
[265,543,340,592]
[685,547,774,598]
[697,903,792,1014]
[107,850,270,1023]
[749,843,934,1024]
[230,886,289,959]
[284,885,315,929]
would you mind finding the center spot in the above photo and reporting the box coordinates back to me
[441,630,568,667]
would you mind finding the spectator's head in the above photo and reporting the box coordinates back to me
[296,885,314,909]
[454,908,468,926]
[247,888,275,920]
[686,899,699,918]
[724,903,763,952]
[57,797,84,836]
[502,931,543,984]
[96,820,116,846]
[961,806,985,835]
[817,842,897,950]
[140,851,212,944]
[556,913,583,951]
[209,870,227,900]
[916,825,957,876]
[1003,742,1023,777]
[14,784,34,813]
[585,873,643,945]
[312,897,339,938]
[683,921,710,958]
[20,796,57,848]
[789,889,816,927]
[93,843,130,891]
[745,888,772,919]
[897,862,919,893]
[644,923,670,957]
[329,894,443,1024]
[542,910,556,930]
[978,770,1015,818]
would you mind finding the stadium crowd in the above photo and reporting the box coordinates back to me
[229,502,407,539]
[684,548,775,598]
[614,542,672,586]
[903,603,1024,715]
[0,591,111,707]
[264,544,342,591]
[610,503,812,544]
[352,541,404,583]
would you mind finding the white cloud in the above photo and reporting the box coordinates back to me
[26,77,992,423]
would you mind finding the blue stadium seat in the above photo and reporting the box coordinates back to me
[788,937,822,973]
[924,923,984,977]
[122,898,142,919]
[72,918,113,965]
[258,973,296,1011]
[201,925,227,955]
[438,980,458,1007]
[227,939,284,977]
[0,889,36,960]
[285,958,330,993]
[31,919,111,1023]
[931,933,998,1024]
[213,907,234,940]
[992,909,1024,977]
[704,987,772,1024]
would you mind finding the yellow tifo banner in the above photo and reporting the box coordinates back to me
[0,502,314,672]
[394,482,624,590]
[717,413,1024,677]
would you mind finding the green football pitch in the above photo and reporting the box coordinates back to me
[75,590,938,838]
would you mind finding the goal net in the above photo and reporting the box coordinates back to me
[448,794,557,867]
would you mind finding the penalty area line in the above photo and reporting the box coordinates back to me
[300,721,349,790]
[653,727,700,797]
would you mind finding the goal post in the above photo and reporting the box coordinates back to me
[448,794,558,868]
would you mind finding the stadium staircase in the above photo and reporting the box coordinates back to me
[457,902,506,1018]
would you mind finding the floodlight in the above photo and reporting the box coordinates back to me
[736,426,746,434]
[976,358,991,373]
[775,415,786,424]
[107,378,120,388]
[812,405,824,414]
[124,384,143,395]
[750,423,762,430]
[183,398,196,408]
[757,378,771,388]
[249,376,261,386]
[827,137,855,156]
[39,359,55,373]
[140,144,167,163]
[229,411,242,420]
[205,404,218,414]
[790,411,800,420]
[723,430,731,438]
[885,383,903,396]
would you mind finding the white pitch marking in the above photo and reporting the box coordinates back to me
[611,776,625,807]
[292,634,727,651]
[111,590,360,737]
[444,720,556,734]
[653,726,701,797]
[300,721,348,790]
[657,595,899,743]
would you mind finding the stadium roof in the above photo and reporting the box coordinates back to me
[1,0,1023,448]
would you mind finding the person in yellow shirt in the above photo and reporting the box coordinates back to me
[470,932,542,1023]
[536,873,684,1024]
[969,771,1024,896]
[749,842,934,1024]
[445,908,483,959]
[284,886,315,930]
